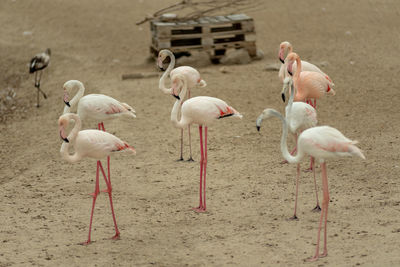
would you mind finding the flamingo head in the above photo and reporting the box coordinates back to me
[58,115,70,143]
[157,50,169,70]
[63,80,83,107]
[285,52,298,76]
[256,108,275,132]
[281,77,293,103]
[279,41,292,63]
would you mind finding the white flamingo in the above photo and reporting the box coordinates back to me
[170,73,242,212]
[257,77,320,219]
[29,48,51,107]
[262,99,365,261]
[278,41,333,85]
[158,49,207,161]
[59,113,136,244]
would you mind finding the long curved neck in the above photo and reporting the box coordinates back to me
[170,77,188,129]
[60,113,83,163]
[294,56,302,79]
[63,83,85,114]
[269,109,304,164]
[159,51,176,94]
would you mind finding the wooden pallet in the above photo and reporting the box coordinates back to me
[150,14,257,61]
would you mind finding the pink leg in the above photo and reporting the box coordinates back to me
[193,126,206,212]
[202,127,208,211]
[187,125,194,161]
[98,159,120,240]
[314,99,317,109]
[82,161,101,245]
[311,157,321,211]
[178,129,184,161]
[291,164,300,220]
[308,162,329,261]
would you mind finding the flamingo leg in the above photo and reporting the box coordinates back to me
[311,157,321,212]
[83,161,101,245]
[178,129,184,161]
[308,162,329,261]
[202,126,208,211]
[291,163,300,220]
[98,160,120,240]
[193,126,206,212]
[187,125,194,161]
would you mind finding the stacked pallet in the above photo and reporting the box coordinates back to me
[150,14,257,61]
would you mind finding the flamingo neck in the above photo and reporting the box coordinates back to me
[63,82,85,114]
[159,50,176,94]
[294,56,302,79]
[60,113,83,163]
[269,109,304,164]
[170,76,188,129]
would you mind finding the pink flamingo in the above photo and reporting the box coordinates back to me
[264,104,365,261]
[59,113,136,244]
[286,52,335,108]
[278,41,333,84]
[170,74,242,212]
[158,49,207,161]
[257,77,320,218]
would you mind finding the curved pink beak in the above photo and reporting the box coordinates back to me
[157,57,164,70]
[278,49,285,63]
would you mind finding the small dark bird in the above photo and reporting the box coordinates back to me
[29,48,51,107]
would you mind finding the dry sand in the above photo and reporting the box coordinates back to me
[0,0,399,266]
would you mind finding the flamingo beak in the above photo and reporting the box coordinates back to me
[157,58,165,71]
[172,94,180,100]
[281,93,286,103]
[64,100,70,107]
[288,70,293,76]
[256,126,261,132]
[279,49,285,63]
[59,126,69,142]
[279,57,284,64]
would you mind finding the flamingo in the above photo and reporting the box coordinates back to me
[158,49,207,161]
[59,113,136,244]
[263,101,365,261]
[278,41,333,85]
[170,74,242,212]
[257,77,320,218]
[286,52,335,109]
[29,48,51,107]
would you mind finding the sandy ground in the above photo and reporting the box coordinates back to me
[1,0,400,266]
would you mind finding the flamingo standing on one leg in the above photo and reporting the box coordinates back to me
[58,113,136,244]
[169,74,242,212]
[262,103,365,261]
[278,41,333,84]
[257,77,320,218]
[286,52,335,109]
[158,49,207,161]
[29,48,51,107]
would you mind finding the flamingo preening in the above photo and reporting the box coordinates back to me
[29,48,51,107]
[158,49,207,161]
[257,77,320,218]
[262,99,365,261]
[285,52,335,109]
[59,113,136,244]
[170,74,242,212]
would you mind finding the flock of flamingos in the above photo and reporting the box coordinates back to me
[30,41,366,262]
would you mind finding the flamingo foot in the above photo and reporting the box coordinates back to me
[89,193,98,197]
[280,160,289,165]
[319,251,328,258]
[306,255,320,262]
[303,167,313,173]
[289,215,299,220]
[80,240,92,246]
[192,206,206,213]
[312,205,321,212]
[176,157,184,162]
[101,189,111,193]
[111,232,120,240]
[186,157,194,162]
